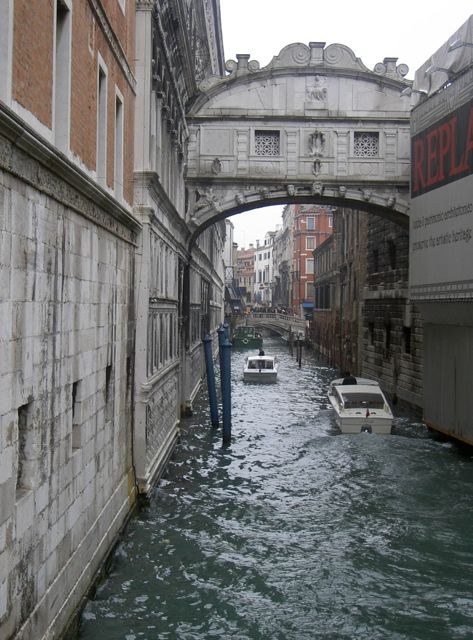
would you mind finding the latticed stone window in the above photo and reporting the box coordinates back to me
[354,132,379,157]
[255,130,280,156]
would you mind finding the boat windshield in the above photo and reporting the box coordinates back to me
[339,391,385,409]
[247,359,274,369]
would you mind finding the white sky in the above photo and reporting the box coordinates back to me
[220,0,473,248]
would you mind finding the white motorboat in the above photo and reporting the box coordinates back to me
[243,355,278,383]
[327,377,393,434]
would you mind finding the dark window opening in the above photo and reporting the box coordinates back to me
[373,249,379,273]
[368,322,375,346]
[385,323,391,354]
[17,402,33,494]
[388,239,396,270]
[403,326,412,354]
[72,380,82,449]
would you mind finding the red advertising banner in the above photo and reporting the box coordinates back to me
[411,97,473,198]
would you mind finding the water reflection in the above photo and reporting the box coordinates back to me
[75,338,473,640]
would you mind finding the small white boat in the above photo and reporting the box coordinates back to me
[327,377,393,434]
[243,355,278,383]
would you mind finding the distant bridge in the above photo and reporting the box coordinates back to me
[244,312,307,341]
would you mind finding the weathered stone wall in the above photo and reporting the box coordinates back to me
[0,133,138,640]
[311,209,368,375]
[311,210,423,412]
[362,217,423,409]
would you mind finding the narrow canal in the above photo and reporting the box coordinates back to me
[73,338,473,640]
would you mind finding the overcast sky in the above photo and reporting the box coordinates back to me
[219,0,473,248]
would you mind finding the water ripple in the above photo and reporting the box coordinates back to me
[76,339,473,640]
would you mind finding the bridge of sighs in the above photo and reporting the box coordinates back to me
[185,41,414,239]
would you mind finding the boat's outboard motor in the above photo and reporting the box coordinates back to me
[360,423,372,434]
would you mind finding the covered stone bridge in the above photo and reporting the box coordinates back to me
[185,40,414,240]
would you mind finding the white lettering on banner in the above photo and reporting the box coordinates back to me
[412,228,472,252]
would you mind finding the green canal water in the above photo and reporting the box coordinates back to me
[74,339,473,640]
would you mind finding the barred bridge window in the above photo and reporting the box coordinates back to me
[354,132,379,157]
[255,130,280,156]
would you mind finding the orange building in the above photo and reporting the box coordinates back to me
[236,245,256,306]
[289,204,333,315]
[4,0,135,204]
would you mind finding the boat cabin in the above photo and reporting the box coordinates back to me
[246,357,275,370]
[334,387,386,410]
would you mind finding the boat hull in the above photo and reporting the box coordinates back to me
[243,371,277,384]
[231,324,263,349]
[232,337,263,349]
[327,378,393,435]
[329,403,392,434]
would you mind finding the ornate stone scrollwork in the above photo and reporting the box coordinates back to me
[374,58,409,80]
[339,186,347,197]
[194,187,222,213]
[387,196,397,208]
[235,193,246,205]
[225,55,260,77]
[363,190,372,201]
[308,129,326,176]
[311,181,323,196]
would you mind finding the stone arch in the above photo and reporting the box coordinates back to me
[188,190,408,249]
[185,40,413,244]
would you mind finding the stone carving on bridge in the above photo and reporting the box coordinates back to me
[235,193,246,205]
[308,130,326,176]
[211,157,222,175]
[287,184,295,196]
[311,181,324,196]
[259,187,270,199]
[306,75,327,102]
[194,187,222,213]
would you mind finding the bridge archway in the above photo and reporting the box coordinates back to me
[185,41,413,243]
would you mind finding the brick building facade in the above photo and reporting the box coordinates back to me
[361,217,423,409]
[235,245,256,306]
[312,208,368,374]
[289,204,333,315]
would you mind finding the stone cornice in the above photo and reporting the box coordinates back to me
[0,101,141,241]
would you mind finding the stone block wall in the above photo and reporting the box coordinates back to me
[0,139,138,639]
[361,216,423,409]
